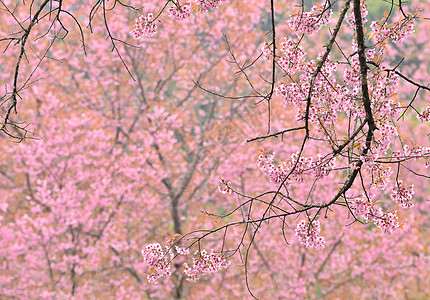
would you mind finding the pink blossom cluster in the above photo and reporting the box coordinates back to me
[374,122,398,154]
[218,178,233,194]
[141,243,172,284]
[131,0,230,39]
[343,63,361,98]
[345,43,401,122]
[275,82,306,118]
[295,219,325,250]
[369,71,401,118]
[349,196,401,234]
[392,144,430,167]
[372,72,399,99]
[183,249,230,282]
[346,3,368,28]
[318,53,338,76]
[168,2,192,20]
[278,38,306,74]
[275,38,378,129]
[370,16,416,44]
[175,246,190,255]
[408,145,430,164]
[421,147,430,168]
[392,144,412,161]
[256,150,335,185]
[360,151,394,189]
[130,13,160,39]
[195,0,230,14]
[343,42,363,96]
[275,58,343,126]
[312,154,336,179]
[349,196,382,223]
[261,41,272,62]
[130,15,157,39]
[288,5,333,35]
[360,151,379,169]
[370,165,392,190]
[417,105,430,123]
[141,244,229,283]
[366,48,376,60]
[373,211,401,235]
[390,180,414,209]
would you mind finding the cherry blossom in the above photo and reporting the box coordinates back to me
[183,249,230,282]
[370,15,416,44]
[390,180,414,209]
[168,2,192,20]
[130,13,160,38]
[218,178,233,194]
[417,105,430,123]
[295,219,325,250]
[261,41,272,62]
[288,4,333,35]
[141,243,172,284]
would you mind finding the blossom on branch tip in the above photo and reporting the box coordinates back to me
[349,196,381,223]
[130,1,230,38]
[295,219,325,250]
[168,2,192,20]
[288,4,332,35]
[141,243,230,284]
[175,246,190,255]
[346,3,368,28]
[130,13,160,38]
[349,196,402,234]
[278,38,306,74]
[141,243,172,284]
[390,180,414,209]
[370,15,416,44]
[184,249,230,282]
[261,41,272,62]
[195,0,230,14]
[256,150,335,185]
[374,210,401,235]
[218,178,233,194]
[417,106,430,123]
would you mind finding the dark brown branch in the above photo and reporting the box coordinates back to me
[246,126,305,143]
[1,0,50,134]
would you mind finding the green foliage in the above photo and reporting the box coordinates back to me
[366,0,393,22]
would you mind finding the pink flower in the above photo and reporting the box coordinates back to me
[261,41,272,62]
[195,0,230,14]
[295,219,325,250]
[256,150,334,185]
[141,243,172,284]
[417,106,430,123]
[130,13,160,39]
[346,3,368,28]
[278,38,306,74]
[288,5,332,35]
[184,249,230,282]
[218,178,233,194]
[370,15,416,44]
[168,2,192,20]
[374,211,401,235]
[175,246,190,255]
[349,196,402,234]
[349,196,381,223]
[390,180,414,209]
